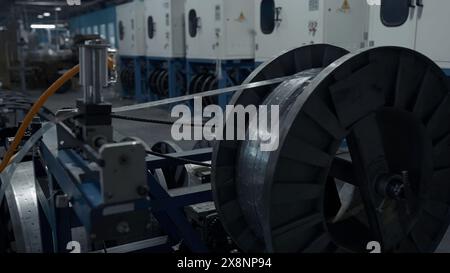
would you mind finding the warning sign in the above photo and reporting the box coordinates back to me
[237,11,246,22]
[339,0,351,13]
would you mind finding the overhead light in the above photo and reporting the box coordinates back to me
[30,24,56,29]
[0,26,6,31]
[43,12,51,17]
[37,14,44,19]
[55,7,62,12]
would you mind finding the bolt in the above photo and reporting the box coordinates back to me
[137,185,149,197]
[116,221,130,234]
[118,154,129,165]
[376,174,404,200]
[55,194,70,208]
[106,192,113,200]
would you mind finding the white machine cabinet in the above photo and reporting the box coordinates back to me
[116,0,146,57]
[144,0,186,58]
[368,0,450,69]
[254,0,369,62]
[184,0,255,60]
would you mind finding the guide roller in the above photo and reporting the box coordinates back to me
[212,44,450,253]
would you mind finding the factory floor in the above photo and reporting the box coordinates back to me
[6,86,450,253]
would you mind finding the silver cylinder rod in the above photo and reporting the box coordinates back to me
[79,40,109,104]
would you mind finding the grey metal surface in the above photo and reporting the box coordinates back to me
[99,140,148,204]
[5,162,42,253]
[90,236,169,253]
[168,183,211,198]
[79,40,109,104]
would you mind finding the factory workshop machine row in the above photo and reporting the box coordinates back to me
[0,41,450,253]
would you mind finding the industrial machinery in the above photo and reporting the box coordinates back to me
[1,42,450,253]
[116,1,146,100]
[184,0,256,107]
[144,0,186,100]
[367,0,450,73]
[0,40,220,253]
[0,92,52,160]
[254,0,369,63]
[213,44,450,252]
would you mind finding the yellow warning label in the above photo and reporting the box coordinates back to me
[340,0,351,13]
[237,11,246,22]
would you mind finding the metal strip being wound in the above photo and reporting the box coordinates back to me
[236,69,321,244]
[112,74,306,113]
[0,111,80,205]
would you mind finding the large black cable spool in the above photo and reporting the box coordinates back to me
[212,44,450,253]
[201,74,218,106]
[188,73,203,96]
[149,69,163,97]
[157,70,169,98]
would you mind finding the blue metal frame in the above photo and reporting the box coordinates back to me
[145,57,186,102]
[186,59,255,108]
[119,56,145,102]
[35,137,213,253]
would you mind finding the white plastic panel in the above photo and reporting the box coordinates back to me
[145,0,186,58]
[255,0,368,62]
[415,0,450,68]
[368,1,450,69]
[255,0,319,62]
[323,0,369,52]
[368,4,417,50]
[116,1,146,57]
[185,0,255,60]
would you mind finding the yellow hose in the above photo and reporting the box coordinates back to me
[0,58,115,173]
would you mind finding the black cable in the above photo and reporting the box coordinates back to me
[145,150,212,167]
[111,114,207,127]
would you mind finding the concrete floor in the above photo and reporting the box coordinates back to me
[8,86,450,253]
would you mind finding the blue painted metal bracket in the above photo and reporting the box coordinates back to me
[36,139,213,253]
[145,173,211,253]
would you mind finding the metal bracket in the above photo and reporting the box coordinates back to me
[99,139,148,204]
